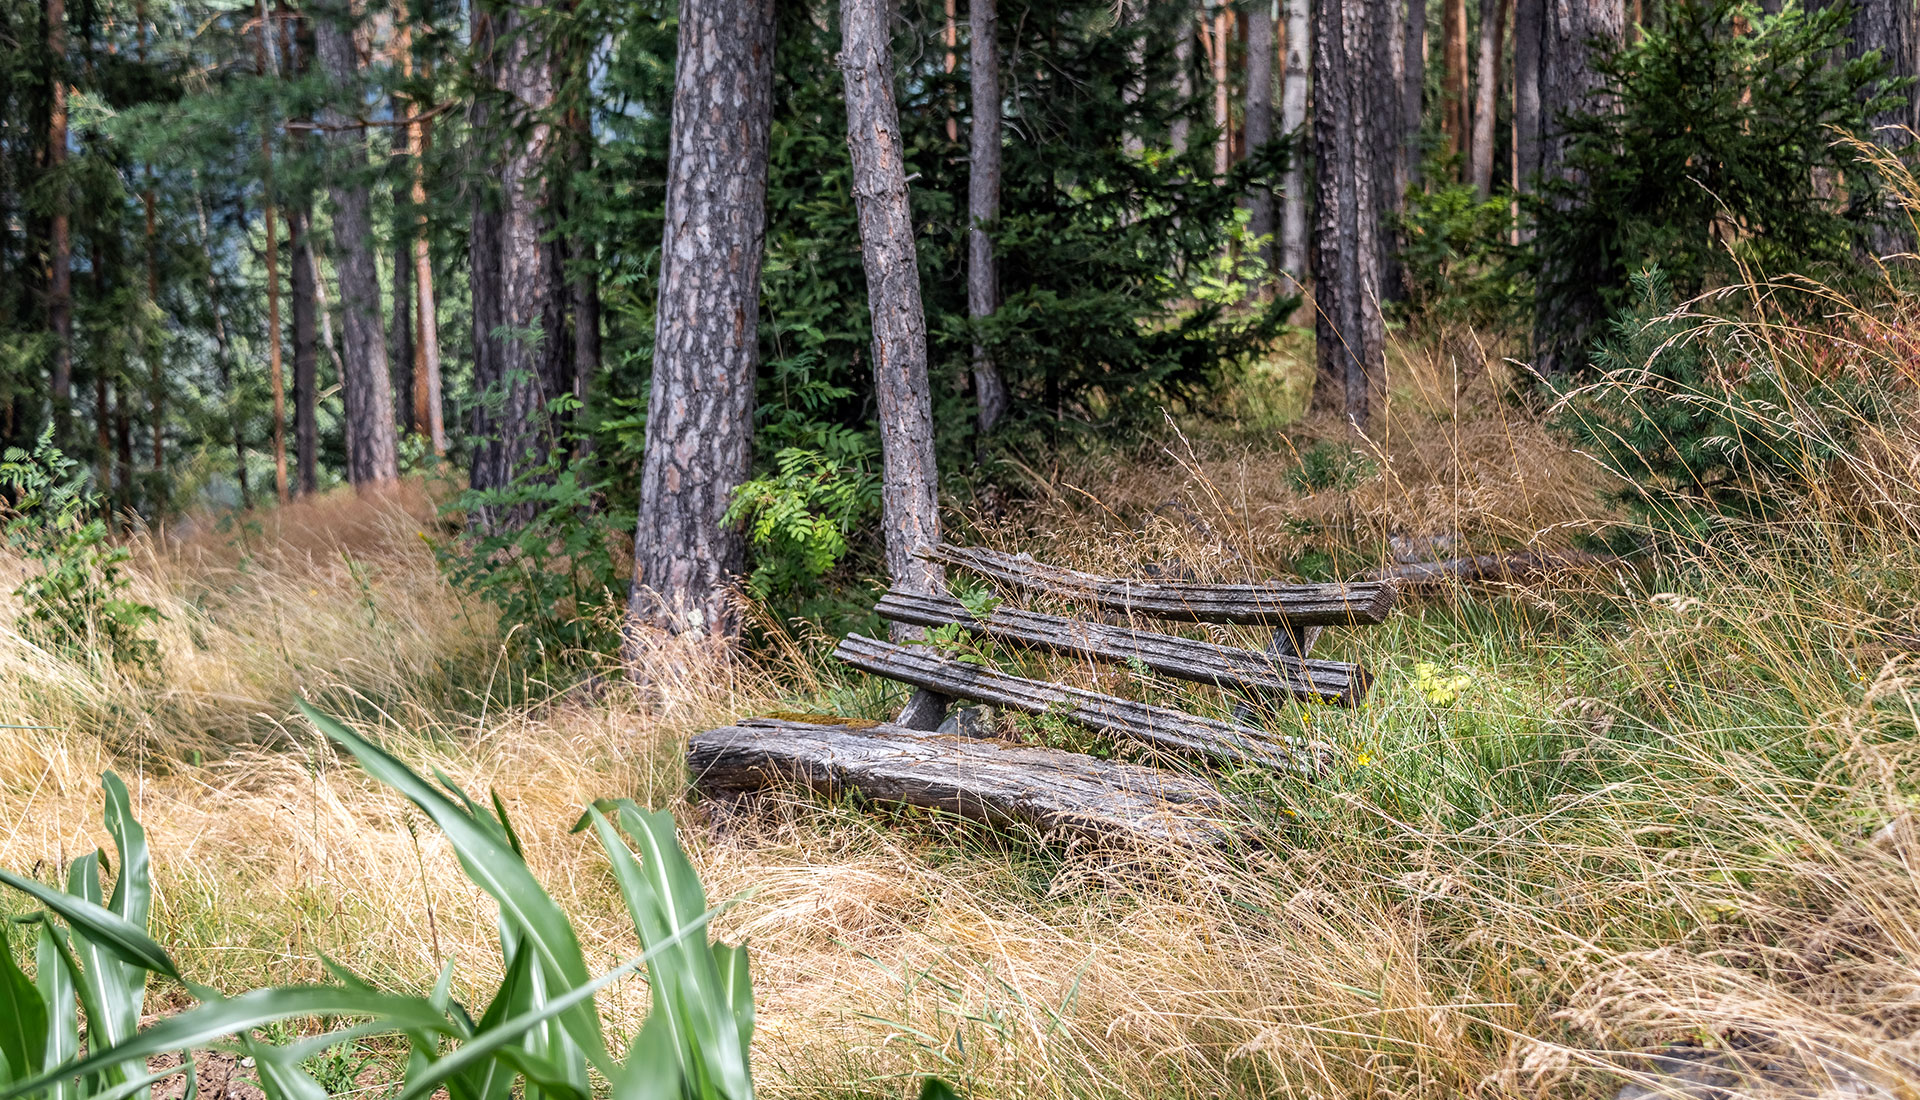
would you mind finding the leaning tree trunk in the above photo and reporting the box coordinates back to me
[1469,0,1509,197]
[627,0,775,637]
[1531,0,1623,374]
[969,0,1009,435]
[842,0,943,601]
[313,0,399,490]
[1245,0,1277,277]
[1311,0,1395,429]
[1279,0,1311,290]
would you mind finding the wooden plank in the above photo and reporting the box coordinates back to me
[687,717,1238,847]
[1367,549,1623,587]
[874,589,1369,705]
[922,543,1396,626]
[832,634,1325,774]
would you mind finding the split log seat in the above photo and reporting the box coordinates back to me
[686,543,1397,845]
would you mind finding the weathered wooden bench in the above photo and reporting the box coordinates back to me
[687,543,1396,846]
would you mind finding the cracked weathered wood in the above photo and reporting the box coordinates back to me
[833,635,1325,773]
[688,717,1236,847]
[922,544,1395,627]
[873,590,1368,705]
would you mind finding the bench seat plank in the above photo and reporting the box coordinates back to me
[875,589,1369,705]
[687,717,1236,847]
[923,543,1396,627]
[833,634,1324,774]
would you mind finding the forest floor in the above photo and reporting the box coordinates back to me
[3,342,1919,1099]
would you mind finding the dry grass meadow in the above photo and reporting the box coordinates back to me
[4,330,1920,1099]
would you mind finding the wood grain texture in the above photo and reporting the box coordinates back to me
[688,717,1237,847]
[833,634,1325,773]
[873,589,1369,705]
[923,544,1396,626]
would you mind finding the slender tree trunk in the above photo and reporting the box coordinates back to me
[1311,0,1393,429]
[970,0,1008,436]
[1280,0,1310,290]
[1512,0,1539,243]
[628,0,774,637]
[412,113,445,455]
[256,0,287,503]
[1442,0,1468,164]
[1404,0,1426,186]
[1245,0,1277,277]
[943,0,959,143]
[1172,0,1195,153]
[1469,0,1508,197]
[843,0,943,602]
[47,0,72,443]
[467,0,505,495]
[313,0,399,490]
[388,90,415,437]
[1208,3,1232,179]
[289,206,319,495]
[195,191,252,509]
[566,108,600,445]
[1531,0,1623,372]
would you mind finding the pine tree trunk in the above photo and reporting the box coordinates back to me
[1846,0,1917,254]
[412,120,445,455]
[1531,0,1622,372]
[567,113,600,437]
[969,0,1008,435]
[1469,0,1508,197]
[843,0,943,602]
[627,0,774,637]
[1403,0,1427,187]
[256,0,287,502]
[289,206,319,495]
[1245,0,1277,276]
[1311,0,1394,429]
[1279,0,1310,289]
[1209,5,1232,179]
[1172,0,1195,154]
[1442,0,1468,163]
[47,0,72,443]
[389,91,416,437]
[314,0,399,490]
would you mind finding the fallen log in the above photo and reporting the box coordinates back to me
[687,716,1238,847]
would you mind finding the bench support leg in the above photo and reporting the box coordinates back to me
[896,688,951,731]
[1232,622,1324,723]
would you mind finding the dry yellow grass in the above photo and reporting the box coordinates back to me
[3,351,1919,1098]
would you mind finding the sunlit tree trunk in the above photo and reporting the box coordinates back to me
[628,0,774,637]
[1279,0,1310,289]
[843,0,943,603]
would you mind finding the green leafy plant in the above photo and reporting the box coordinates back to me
[1396,175,1523,332]
[1287,443,1375,495]
[723,440,880,601]
[0,429,159,671]
[0,705,755,1100]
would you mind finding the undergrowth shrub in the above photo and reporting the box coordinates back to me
[0,429,159,671]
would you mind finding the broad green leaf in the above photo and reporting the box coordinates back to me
[67,1063,187,1100]
[445,942,534,1100]
[0,924,47,1083]
[237,1034,327,1100]
[0,869,177,981]
[299,705,608,1075]
[64,852,139,1061]
[33,927,74,1100]
[712,942,754,1053]
[99,772,153,1054]
[0,986,457,1100]
[609,1014,679,1100]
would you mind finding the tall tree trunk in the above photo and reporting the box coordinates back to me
[565,104,599,448]
[1172,0,1195,154]
[412,114,445,455]
[1311,0,1394,429]
[195,191,252,509]
[314,0,399,491]
[1208,4,1232,178]
[138,0,162,505]
[47,0,72,443]
[843,0,943,602]
[627,0,774,637]
[1846,0,1918,254]
[1245,0,1277,278]
[467,0,504,495]
[257,0,287,503]
[1531,0,1623,372]
[1403,0,1426,187]
[1279,0,1310,289]
[1442,0,1468,164]
[1512,0,1539,245]
[970,0,1008,435]
[943,0,959,143]
[388,89,415,437]
[1469,0,1508,197]
[289,206,319,495]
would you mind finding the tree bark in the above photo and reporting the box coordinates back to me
[1404,0,1427,187]
[1442,0,1468,164]
[842,0,943,602]
[627,0,774,637]
[1311,0,1393,429]
[1171,0,1195,154]
[256,0,287,503]
[969,0,1008,435]
[289,205,319,495]
[47,0,72,443]
[1845,0,1918,254]
[1245,0,1277,275]
[1279,0,1310,288]
[412,115,445,455]
[1469,0,1508,197]
[313,0,399,490]
[1208,4,1232,178]
[388,90,416,437]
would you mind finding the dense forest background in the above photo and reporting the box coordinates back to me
[0,0,1912,644]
